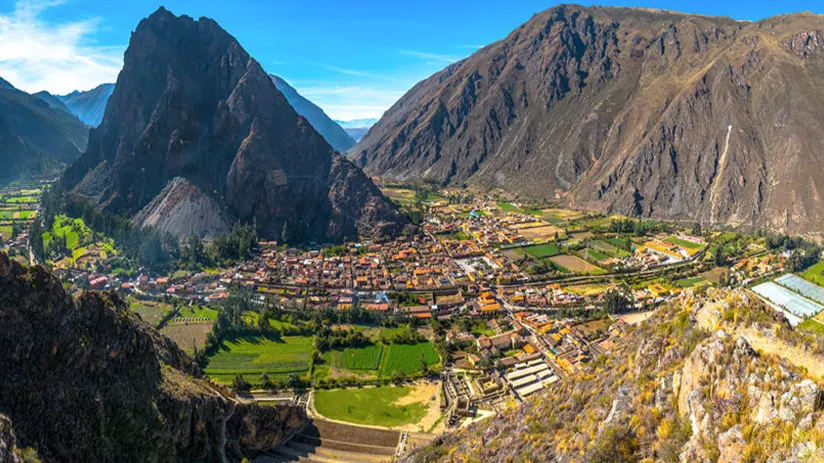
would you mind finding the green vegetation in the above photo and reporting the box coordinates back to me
[323,344,383,371]
[379,342,440,377]
[205,335,313,383]
[674,277,707,288]
[313,386,428,427]
[523,243,561,258]
[801,261,824,287]
[129,298,174,327]
[798,318,824,336]
[666,236,703,250]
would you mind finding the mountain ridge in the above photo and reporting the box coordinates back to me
[352,5,824,236]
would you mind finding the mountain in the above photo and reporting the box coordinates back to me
[353,5,824,236]
[335,118,379,142]
[57,83,115,127]
[64,8,407,242]
[405,289,824,462]
[0,81,89,184]
[0,252,306,462]
[270,75,356,152]
[32,91,73,115]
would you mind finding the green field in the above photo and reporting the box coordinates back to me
[379,343,440,377]
[666,236,704,250]
[674,277,707,288]
[801,261,824,287]
[4,196,37,204]
[323,344,383,371]
[176,305,219,320]
[205,335,313,382]
[523,243,561,258]
[42,216,90,250]
[0,211,12,220]
[313,386,428,427]
[798,318,824,336]
[583,249,609,261]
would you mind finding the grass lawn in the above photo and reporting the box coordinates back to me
[798,318,824,336]
[0,211,13,220]
[496,202,520,213]
[323,344,383,371]
[802,261,824,287]
[205,335,313,381]
[524,243,561,258]
[379,343,440,377]
[313,386,428,427]
[583,249,609,261]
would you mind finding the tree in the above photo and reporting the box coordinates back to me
[232,374,250,392]
[603,290,631,315]
[287,373,302,390]
[419,352,429,376]
[260,373,271,389]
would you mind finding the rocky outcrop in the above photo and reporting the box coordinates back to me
[0,80,88,184]
[270,75,355,152]
[64,8,406,242]
[402,291,824,462]
[354,6,824,236]
[0,252,306,462]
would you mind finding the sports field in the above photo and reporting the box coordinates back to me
[313,386,429,427]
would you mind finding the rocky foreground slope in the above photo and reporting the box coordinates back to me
[406,289,824,462]
[64,7,406,242]
[0,252,306,462]
[354,5,824,236]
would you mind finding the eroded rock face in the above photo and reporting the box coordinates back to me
[0,253,306,462]
[353,5,824,236]
[64,7,405,241]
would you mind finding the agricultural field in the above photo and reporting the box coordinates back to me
[775,274,824,306]
[177,305,219,321]
[801,261,824,287]
[523,243,561,258]
[205,335,313,384]
[129,298,173,327]
[798,318,824,336]
[582,248,609,262]
[516,224,563,242]
[323,344,383,371]
[589,239,631,258]
[549,255,605,275]
[752,281,824,322]
[161,323,213,353]
[673,277,708,288]
[313,385,429,427]
[379,342,440,377]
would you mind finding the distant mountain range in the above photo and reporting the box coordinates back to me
[0,78,88,184]
[270,75,355,152]
[334,118,378,142]
[57,84,115,127]
[353,5,824,236]
[63,7,406,242]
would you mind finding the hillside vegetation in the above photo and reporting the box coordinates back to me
[406,289,824,462]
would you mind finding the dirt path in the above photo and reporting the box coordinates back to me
[394,382,442,434]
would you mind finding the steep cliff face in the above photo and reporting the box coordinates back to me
[270,75,355,152]
[354,5,824,236]
[404,290,824,462]
[0,80,88,184]
[64,8,406,242]
[0,252,306,462]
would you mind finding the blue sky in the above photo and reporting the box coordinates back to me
[0,0,821,120]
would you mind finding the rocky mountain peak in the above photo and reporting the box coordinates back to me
[64,7,406,242]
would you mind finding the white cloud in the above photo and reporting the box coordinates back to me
[0,0,123,94]
[400,50,461,64]
[293,84,406,120]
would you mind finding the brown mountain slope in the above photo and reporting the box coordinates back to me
[0,252,306,462]
[64,8,406,241]
[352,5,824,236]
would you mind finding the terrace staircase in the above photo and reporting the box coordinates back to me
[257,418,398,463]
